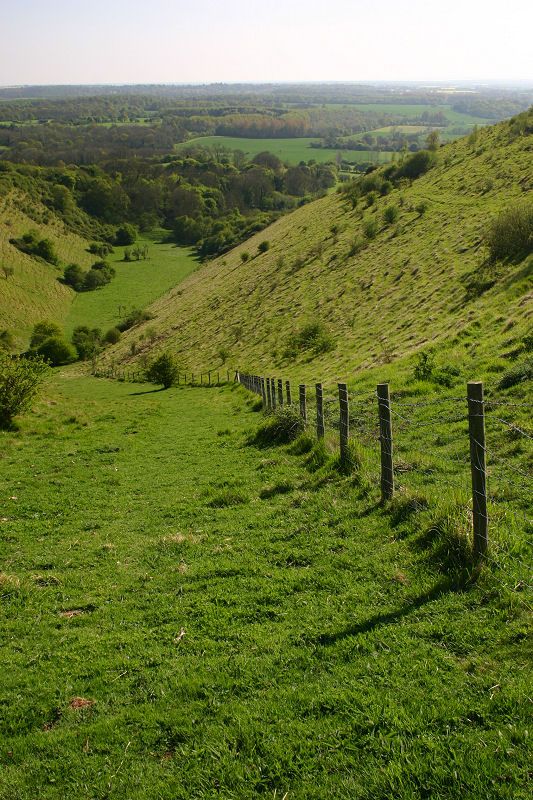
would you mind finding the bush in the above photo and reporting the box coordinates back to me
[72,326,101,360]
[348,236,366,257]
[104,327,122,345]
[285,321,335,359]
[484,202,533,262]
[498,356,533,389]
[363,219,379,240]
[36,336,76,366]
[258,240,270,254]
[114,224,137,246]
[415,201,429,216]
[0,353,50,429]
[394,150,436,181]
[252,406,305,446]
[30,321,62,350]
[11,231,59,265]
[63,263,85,291]
[383,205,399,225]
[240,252,250,263]
[88,242,114,257]
[117,308,153,332]
[0,330,15,352]
[145,352,179,389]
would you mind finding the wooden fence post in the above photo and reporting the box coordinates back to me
[467,381,489,557]
[271,377,277,409]
[338,383,349,462]
[266,377,272,409]
[299,384,307,425]
[377,383,394,501]
[316,383,325,439]
[285,380,292,405]
[208,371,211,386]
[277,378,283,406]
[261,377,266,408]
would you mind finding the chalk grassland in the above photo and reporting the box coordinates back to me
[109,116,533,386]
[0,375,530,799]
[64,235,198,336]
[0,189,93,347]
[176,136,395,165]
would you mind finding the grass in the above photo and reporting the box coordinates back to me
[176,136,395,165]
[64,234,198,335]
[0,373,531,799]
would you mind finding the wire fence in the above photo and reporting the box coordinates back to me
[237,371,532,601]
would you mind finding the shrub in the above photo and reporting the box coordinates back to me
[240,252,250,263]
[383,205,399,225]
[415,201,429,216]
[252,406,305,446]
[0,352,49,429]
[114,224,137,246]
[88,242,114,257]
[498,356,533,389]
[30,321,62,350]
[71,326,102,360]
[285,321,335,359]
[484,202,533,262]
[348,236,366,256]
[258,240,270,254]
[104,327,121,345]
[145,352,179,389]
[394,150,436,180]
[63,263,85,291]
[413,351,435,381]
[11,231,59,265]
[36,336,76,366]
[363,219,379,240]
[0,330,15,352]
[117,308,153,332]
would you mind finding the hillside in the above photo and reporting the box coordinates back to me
[106,111,533,386]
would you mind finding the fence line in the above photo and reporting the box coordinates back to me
[235,370,532,581]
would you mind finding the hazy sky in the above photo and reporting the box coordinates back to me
[1,0,532,85]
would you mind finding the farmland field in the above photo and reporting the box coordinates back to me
[176,136,395,165]
[320,102,493,125]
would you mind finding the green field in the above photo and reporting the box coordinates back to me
[176,136,394,165]
[321,103,492,126]
[1,372,531,799]
[64,235,198,335]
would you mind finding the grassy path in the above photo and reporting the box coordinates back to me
[0,376,530,799]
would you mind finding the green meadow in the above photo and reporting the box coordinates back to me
[176,136,394,165]
[65,235,198,336]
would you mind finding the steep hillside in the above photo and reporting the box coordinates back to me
[0,188,93,347]
[106,111,532,384]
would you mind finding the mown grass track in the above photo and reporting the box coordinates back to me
[0,375,531,799]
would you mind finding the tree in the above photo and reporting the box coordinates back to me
[258,240,270,254]
[0,352,50,429]
[30,321,62,350]
[145,352,179,389]
[426,130,440,151]
[103,327,121,345]
[36,336,76,366]
[72,326,102,360]
[63,263,85,291]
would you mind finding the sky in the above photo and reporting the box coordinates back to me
[1,0,532,85]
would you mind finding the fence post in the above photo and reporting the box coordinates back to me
[377,383,394,501]
[299,384,307,425]
[266,377,272,409]
[208,371,211,386]
[316,383,325,439]
[260,377,266,408]
[285,380,292,405]
[277,378,283,406]
[467,381,488,558]
[271,378,277,409]
[338,383,349,463]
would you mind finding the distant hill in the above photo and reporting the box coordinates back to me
[104,109,533,386]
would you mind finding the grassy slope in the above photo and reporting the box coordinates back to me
[0,189,92,347]
[109,116,532,385]
[176,136,394,165]
[64,234,198,336]
[0,375,530,799]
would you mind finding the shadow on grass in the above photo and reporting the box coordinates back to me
[129,387,166,396]
[316,577,463,646]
